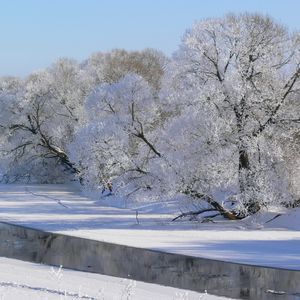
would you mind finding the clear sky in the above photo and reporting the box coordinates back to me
[1,0,300,77]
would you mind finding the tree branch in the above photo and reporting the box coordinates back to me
[172,208,218,221]
[253,66,300,136]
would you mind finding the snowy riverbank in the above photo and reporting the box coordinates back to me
[0,184,299,270]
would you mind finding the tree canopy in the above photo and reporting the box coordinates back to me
[0,14,299,219]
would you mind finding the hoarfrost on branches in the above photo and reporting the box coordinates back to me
[160,13,300,218]
[70,74,163,199]
[0,14,299,219]
[0,59,92,183]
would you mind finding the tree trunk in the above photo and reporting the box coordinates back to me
[234,102,260,217]
[238,147,260,216]
[238,148,250,196]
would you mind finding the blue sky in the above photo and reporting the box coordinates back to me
[1,0,300,76]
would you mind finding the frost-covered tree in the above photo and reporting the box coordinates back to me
[157,13,300,218]
[0,13,299,221]
[70,74,163,198]
[0,58,93,182]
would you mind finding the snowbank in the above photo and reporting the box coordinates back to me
[0,184,299,270]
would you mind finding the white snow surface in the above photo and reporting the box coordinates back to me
[0,257,228,299]
[0,184,300,270]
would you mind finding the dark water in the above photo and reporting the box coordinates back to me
[0,222,299,299]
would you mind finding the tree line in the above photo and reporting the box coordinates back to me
[0,13,299,219]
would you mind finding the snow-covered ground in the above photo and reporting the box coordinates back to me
[0,257,229,299]
[0,184,300,270]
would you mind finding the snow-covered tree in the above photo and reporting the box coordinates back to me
[0,58,92,183]
[0,14,299,221]
[69,74,163,198]
[157,13,300,218]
